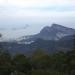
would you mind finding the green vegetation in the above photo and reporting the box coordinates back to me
[0,36,75,75]
[0,48,75,75]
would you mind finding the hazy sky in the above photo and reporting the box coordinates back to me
[0,0,75,40]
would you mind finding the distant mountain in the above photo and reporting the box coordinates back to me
[0,24,75,55]
[18,24,75,44]
[1,35,74,55]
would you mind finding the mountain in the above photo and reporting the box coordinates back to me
[18,24,75,44]
[1,35,74,55]
[0,24,75,55]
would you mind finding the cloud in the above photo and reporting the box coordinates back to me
[0,6,75,19]
[8,0,75,6]
[0,0,75,24]
[0,0,75,40]
[0,0,75,8]
[11,24,30,30]
[0,24,30,30]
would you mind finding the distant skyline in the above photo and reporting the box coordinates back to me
[0,0,75,40]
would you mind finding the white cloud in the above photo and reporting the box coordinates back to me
[0,0,75,8]
[0,0,75,23]
[8,0,75,5]
[0,0,75,39]
[0,0,8,6]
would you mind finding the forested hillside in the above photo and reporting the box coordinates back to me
[0,35,75,75]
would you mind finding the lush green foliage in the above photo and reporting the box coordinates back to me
[0,35,75,75]
[0,49,75,75]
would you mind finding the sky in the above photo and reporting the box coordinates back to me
[0,0,75,40]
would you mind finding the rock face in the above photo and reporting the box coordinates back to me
[18,24,75,44]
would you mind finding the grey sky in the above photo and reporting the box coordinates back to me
[0,0,75,40]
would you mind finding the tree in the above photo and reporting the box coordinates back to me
[13,54,32,75]
[0,50,12,75]
[31,49,52,69]
[51,51,66,73]
[64,34,75,75]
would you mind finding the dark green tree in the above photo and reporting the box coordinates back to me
[31,49,52,69]
[64,34,75,75]
[13,54,32,75]
[0,50,12,75]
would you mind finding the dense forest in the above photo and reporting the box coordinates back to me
[0,35,75,75]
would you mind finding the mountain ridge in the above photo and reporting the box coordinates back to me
[18,24,75,44]
[0,23,75,55]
